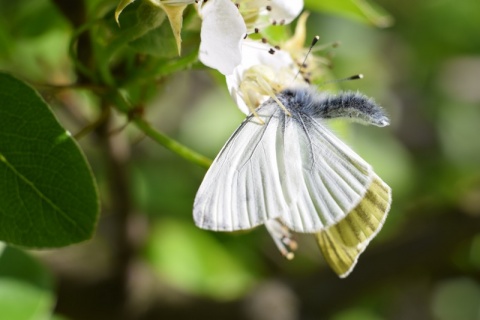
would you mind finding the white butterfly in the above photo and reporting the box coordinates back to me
[194,86,392,277]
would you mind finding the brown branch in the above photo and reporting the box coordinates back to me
[51,0,94,83]
[50,3,139,318]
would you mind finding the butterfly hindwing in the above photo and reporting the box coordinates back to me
[315,173,391,277]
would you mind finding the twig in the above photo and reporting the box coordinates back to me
[133,117,212,169]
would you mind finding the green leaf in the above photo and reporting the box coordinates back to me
[115,0,137,25]
[305,0,393,28]
[0,246,55,319]
[113,1,175,57]
[0,73,99,248]
[0,0,68,39]
[129,20,179,57]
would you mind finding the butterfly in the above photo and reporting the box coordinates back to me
[193,86,392,277]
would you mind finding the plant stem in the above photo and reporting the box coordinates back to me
[97,113,134,320]
[133,117,212,169]
[110,90,212,168]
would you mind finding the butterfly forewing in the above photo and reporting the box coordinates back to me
[194,102,289,231]
[277,112,374,233]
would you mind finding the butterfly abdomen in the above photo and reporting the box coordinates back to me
[277,88,389,127]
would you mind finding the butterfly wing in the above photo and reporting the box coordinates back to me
[277,114,380,233]
[195,95,390,237]
[194,102,289,231]
[315,173,391,277]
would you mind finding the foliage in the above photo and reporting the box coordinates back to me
[0,73,98,248]
[0,0,479,319]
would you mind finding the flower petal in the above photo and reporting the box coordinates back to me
[269,0,304,24]
[226,40,303,114]
[199,0,247,75]
[284,11,309,52]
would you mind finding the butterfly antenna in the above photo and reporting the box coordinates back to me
[293,35,320,82]
[321,73,364,86]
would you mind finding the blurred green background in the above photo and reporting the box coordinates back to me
[0,0,479,319]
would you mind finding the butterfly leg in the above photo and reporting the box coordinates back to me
[265,218,298,260]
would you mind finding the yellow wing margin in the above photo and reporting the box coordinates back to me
[315,173,392,278]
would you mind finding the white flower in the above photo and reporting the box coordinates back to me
[237,0,303,31]
[268,0,304,24]
[226,13,333,114]
[200,0,304,75]
[226,39,307,114]
[198,0,247,75]
[116,0,304,75]
[115,0,245,74]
